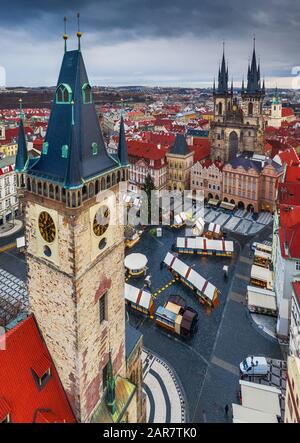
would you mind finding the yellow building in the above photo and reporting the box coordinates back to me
[0,142,18,157]
[166,134,194,191]
[284,356,300,423]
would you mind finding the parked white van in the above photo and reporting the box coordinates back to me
[240,356,269,376]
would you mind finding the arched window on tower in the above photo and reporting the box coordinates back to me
[56,83,72,104]
[218,102,223,115]
[82,83,93,104]
[248,102,253,115]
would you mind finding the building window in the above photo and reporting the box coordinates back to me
[1,414,10,423]
[296,261,300,271]
[56,83,72,104]
[61,145,69,159]
[82,83,93,104]
[42,142,49,155]
[32,366,51,390]
[92,142,98,156]
[99,293,107,324]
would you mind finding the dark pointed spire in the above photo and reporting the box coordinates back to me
[28,39,117,186]
[76,12,82,51]
[64,102,83,189]
[262,78,265,94]
[216,42,228,94]
[15,100,28,173]
[213,77,216,93]
[106,350,116,416]
[241,77,245,94]
[118,115,128,166]
[246,37,262,94]
[63,16,68,53]
[231,78,233,94]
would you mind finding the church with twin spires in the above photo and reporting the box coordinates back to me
[2,18,146,423]
[210,40,266,163]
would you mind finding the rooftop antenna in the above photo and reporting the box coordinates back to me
[77,12,82,51]
[63,16,68,53]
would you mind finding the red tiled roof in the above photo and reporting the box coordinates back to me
[285,165,300,183]
[276,148,300,167]
[292,282,300,306]
[278,183,300,206]
[279,222,300,259]
[280,205,300,229]
[0,397,11,421]
[190,139,211,162]
[127,140,166,168]
[0,315,76,423]
[282,107,295,118]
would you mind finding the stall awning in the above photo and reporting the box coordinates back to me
[220,201,235,210]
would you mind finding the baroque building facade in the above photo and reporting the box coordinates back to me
[210,41,266,163]
[15,32,145,423]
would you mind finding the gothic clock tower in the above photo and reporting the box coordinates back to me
[15,24,143,423]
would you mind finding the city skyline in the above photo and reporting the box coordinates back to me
[1,0,299,88]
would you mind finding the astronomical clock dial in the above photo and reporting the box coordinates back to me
[93,205,110,237]
[38,211,56,243]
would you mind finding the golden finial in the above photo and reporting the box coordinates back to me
[63,16,68,53]
[77,12,82,51]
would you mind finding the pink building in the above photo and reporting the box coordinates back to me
[222,153,284,212]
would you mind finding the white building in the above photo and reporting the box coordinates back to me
[290,282,300,358]
[273,210,300,339]
[267,93,296,128]
[0,155,18,224]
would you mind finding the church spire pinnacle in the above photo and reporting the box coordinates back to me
[63,16,68,53]
[76,12,82,51]
[216,42,228,94]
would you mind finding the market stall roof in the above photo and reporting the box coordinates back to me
[239,380,281,417]
[247,288,277,311]
[232,404,278,423]
[207,198,219,206]
[220,201,235,210]
[124,253,148,270]
[124,283,152,310]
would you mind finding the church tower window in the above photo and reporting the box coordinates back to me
[92,142,98,155]
[82,83,93,104]
[42,142,49,155]
[248,102,253,115]
[61,144,69,158]
[218,102,223,115]
[56,83,72,104]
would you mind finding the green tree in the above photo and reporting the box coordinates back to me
[142,173,155,223]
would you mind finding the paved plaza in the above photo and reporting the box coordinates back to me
[204,207,273,235]
[142,349,186,423]
[0,218,283,423]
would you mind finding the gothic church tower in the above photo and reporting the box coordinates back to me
[16,22,143,423]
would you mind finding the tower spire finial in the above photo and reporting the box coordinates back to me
[63,16,68,53]
[19,98,24,120]
[77,12,82,51]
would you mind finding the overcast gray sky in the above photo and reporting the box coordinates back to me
[1,0,300,88]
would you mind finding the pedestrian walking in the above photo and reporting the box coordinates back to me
[224,404,229,416]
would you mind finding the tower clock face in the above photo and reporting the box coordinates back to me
[38,211,56,243]
[93,205,110,237]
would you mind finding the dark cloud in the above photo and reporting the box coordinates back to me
[0,0,299,86]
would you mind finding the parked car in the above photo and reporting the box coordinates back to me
[239,356,269,376]
[251,242,258,252]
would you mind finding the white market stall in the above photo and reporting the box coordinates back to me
[124,253,148,276]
